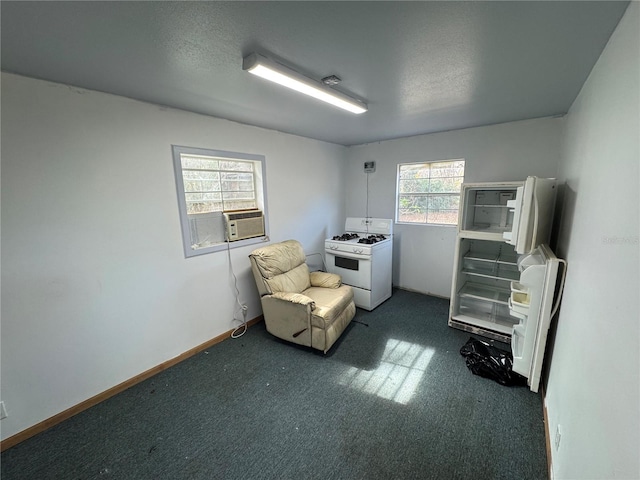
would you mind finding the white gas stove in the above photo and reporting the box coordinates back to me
[325,218,393,310]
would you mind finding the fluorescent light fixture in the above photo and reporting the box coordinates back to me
[243,53,367,114]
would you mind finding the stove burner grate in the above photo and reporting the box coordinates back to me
[332,233,360,241]
[358,234,387,244]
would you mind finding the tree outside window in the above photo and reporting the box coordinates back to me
[396,160,465,225]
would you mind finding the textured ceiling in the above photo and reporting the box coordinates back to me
[0,1,630,146]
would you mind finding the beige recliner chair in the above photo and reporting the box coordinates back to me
[249,240,356,353]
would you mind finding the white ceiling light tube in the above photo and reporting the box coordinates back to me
[243,53,367,114]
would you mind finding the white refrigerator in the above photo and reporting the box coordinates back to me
[448,177,565,392]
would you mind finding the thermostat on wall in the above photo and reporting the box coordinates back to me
[364,161,376,173]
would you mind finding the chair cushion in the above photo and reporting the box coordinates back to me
[264,264,311,295]
[305,285,354,329]
[250,240,306,278]
[251,240,311,294]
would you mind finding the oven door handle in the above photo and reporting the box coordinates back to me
[325,250,371,261]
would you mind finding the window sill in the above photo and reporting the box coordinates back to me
[395,221,457,227]
[185,235,270,257]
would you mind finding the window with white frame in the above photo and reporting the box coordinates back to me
[396,159,465,225]
[172,145,268,257]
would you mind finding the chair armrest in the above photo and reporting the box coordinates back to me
[309,271,342,289]
[271,291,316,309]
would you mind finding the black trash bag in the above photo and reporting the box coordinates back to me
[460,337,527,387]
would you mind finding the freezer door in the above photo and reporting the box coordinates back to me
[503,177,556,254]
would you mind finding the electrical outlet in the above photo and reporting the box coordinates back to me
[554,424,562,451]
[0,401,7,420]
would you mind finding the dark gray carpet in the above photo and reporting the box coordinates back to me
[1,289,548,480]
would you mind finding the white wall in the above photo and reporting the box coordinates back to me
[344,117,563,297]
[0,73,347,441]
[546,3,640,479]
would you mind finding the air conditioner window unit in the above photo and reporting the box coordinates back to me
[223,210,265,242]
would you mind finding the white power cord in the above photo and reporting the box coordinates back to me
[225,237,248,338]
